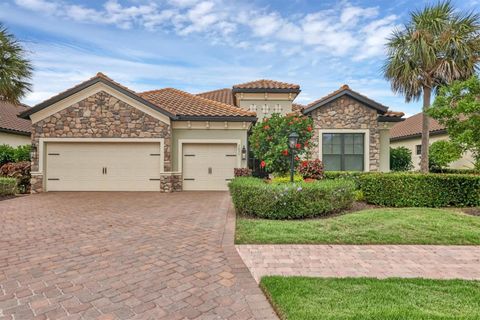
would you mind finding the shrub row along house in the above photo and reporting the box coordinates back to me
[390,112,475,170]
[18,73,404,193]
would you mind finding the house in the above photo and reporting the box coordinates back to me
[19,73,404,193]
[0,101,31,147]
[390,112,474,170]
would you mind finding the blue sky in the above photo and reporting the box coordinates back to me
[1,0,478,116]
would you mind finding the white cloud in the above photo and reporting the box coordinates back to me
[354,15,398,61]
[14,0,58,14]
[340,5,378,25]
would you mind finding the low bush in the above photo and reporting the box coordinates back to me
[0,144,15,166]
[234,168,252,177]
[324,171,367,189]
[430,168,480,175]
[390,146,413,171]
[297,159,324,180]
[271,174,303,184]
[359,173,480,207]
[0,177,17,195]
[0,161,31,193]
[13,145,31,162]
[229,177,355,219]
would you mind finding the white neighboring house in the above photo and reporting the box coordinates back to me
[0,101,31,147]
[390,112,474,170]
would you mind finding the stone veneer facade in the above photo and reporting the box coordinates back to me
[310,96,381,171]
[30,91,176,193]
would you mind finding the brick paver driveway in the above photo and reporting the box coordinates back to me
[0,192,276,320]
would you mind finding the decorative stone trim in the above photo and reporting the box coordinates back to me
[160,172,183,193]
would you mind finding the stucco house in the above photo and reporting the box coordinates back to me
[390,112,474,170]
[19,73,404,193]
[0,101,31,147]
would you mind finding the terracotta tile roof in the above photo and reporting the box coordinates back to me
[0,101,31,134]
[196,88,234,105]
[139,88,256,118]
[233,79,300,91]
[390,112,445,140]
[292,103,305,112]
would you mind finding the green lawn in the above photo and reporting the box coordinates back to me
[236,208,480,245]
[261,277,480,320]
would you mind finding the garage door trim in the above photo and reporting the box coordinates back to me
[177,139,242,172]
[35,138,165,178]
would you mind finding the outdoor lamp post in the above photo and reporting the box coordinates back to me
[288,132,299,182]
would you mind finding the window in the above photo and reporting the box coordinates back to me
[322,133,365,171]
[416,145,422,155]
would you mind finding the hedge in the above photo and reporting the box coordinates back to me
[359,173,480,207]
[229,177,355,219]
[324,171,368,189]
[0,177,17,196]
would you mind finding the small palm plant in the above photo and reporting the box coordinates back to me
[383,1,480,172]
[0,24,33,104]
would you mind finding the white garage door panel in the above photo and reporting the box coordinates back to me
[182,143,237,191]
[46,142,161,191]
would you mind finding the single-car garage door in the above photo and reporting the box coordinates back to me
[45,142,162,191]
[182,143,237,191]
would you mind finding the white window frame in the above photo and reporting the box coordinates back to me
[318,129,370,172]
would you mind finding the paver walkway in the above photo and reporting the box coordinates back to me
[237,245,480,282]
[0,192,277,320]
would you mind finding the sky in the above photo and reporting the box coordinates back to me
[1,0,478,116]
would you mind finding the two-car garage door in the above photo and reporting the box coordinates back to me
[46,142,162,191]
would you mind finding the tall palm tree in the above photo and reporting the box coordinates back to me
[383,1,480,172]
[0,23,32,104]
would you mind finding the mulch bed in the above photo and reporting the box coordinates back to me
[460,207,480,216]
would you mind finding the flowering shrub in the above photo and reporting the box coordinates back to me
[229,177,355,219]
[271,174,303,184]
[297,159,324,180]
[249,114,314,175]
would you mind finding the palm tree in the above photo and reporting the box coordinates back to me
[0,23,32,104]
[383,1,480,172]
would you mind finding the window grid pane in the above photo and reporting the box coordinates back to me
[322,133,365,171]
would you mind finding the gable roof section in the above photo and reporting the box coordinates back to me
[303,84,392,115]
[0,101,31,135]
[19,73,177,120]
[390,112,446,141]
[232,79,300,93]
[196,88,234,105]
[139,88,256,121]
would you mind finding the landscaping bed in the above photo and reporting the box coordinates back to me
[235,207,480,245]
[261,276,480,320]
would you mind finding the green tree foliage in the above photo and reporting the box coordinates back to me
[429,76,480,169]
[249,114,314,175]
[429,140,463,171]
[383,2,480,172]
[0,144,14,165]
[390,146,413,171]
[0,24,32,103]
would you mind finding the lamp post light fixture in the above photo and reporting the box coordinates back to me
[30,143,37,160]
[288,132,299,182]
[241,145,247,161]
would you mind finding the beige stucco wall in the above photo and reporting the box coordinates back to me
[379,129,390,172]
[391,133,475,170]
[0,132,30,147]
[172,127,249,172]
[236,93,296,121]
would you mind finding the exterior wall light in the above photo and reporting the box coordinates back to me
[288,132,299,182]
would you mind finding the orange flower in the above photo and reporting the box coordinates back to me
[264,125,270,130]
[282,149,289,156]
[307,126,312,132]
[295,143,301,149]
[260,161,266,168]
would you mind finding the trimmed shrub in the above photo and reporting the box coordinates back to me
[359,173,480,207]
[0,144,15,166]
[430,168,480,175]
[0,161,31,193]
[0,177,17,195]
[324,171,367,189]
[429,140,463,171]
[13,145,31,162]
[390,146,413,171]
[234,168,252,177]
[297,159,324,180]
[229,177,355,219]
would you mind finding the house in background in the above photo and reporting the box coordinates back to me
[0,101,31,147]
[19,73,404,193]
[390,112,474,170]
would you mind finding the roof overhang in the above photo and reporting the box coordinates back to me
[303,90,388,115]
[390,129,448,142]
[19,77,176,120]
[378,116,405,123]
[176,115,257,122]
[0,128,30,136]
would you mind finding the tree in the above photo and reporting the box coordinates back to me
[249,113,314,175]
[428,76,480,169]
[0,24,32,104]
[390,146,413,171]
[429,140,463,171]
[383,1,480,172]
